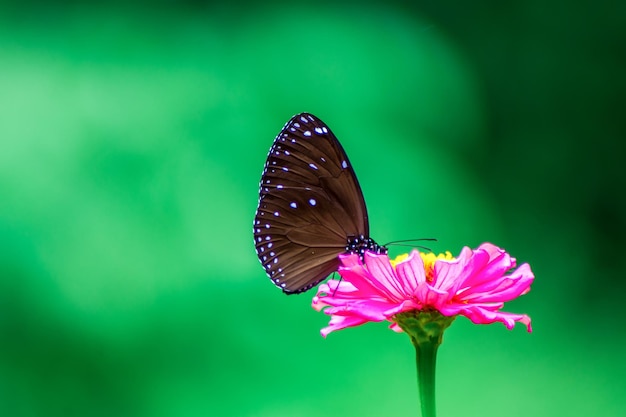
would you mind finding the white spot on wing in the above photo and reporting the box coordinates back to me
[303,131,311,137]
[309,198,317,206]
[309,163,318,170]
[290,202,297,209]
[341,160,348,169]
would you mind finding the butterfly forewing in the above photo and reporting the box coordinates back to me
[254,113,372,294]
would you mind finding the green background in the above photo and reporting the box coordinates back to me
[1,1,624,416]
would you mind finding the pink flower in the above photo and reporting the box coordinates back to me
[312,243,534,337]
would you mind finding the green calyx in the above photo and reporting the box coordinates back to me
[394,309,456,348]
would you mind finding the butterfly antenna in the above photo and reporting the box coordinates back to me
[384,238,437,253]
[385,238,437,245]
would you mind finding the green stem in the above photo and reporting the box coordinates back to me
[414,335,439,417]
[394,310,456,417]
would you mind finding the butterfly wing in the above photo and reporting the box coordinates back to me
[253,113,370,294]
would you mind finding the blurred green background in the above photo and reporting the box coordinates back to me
[1,1,624,416]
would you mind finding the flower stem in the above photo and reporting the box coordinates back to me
[394,310,455,417]
[414,336,438,417]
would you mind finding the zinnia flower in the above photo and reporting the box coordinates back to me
[312,243,534,337]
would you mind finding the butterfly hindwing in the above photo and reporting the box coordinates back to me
[254,113,372,294]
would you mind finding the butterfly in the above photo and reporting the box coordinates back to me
[253,113,386,294]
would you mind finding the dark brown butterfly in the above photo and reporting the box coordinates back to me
[253,113,386,294]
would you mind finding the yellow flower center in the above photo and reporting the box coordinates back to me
[390,251,454,282]
[420,251,454,282]
[389,253,409,266]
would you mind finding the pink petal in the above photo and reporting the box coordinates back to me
[388,322,404,332]
[457,305,532,332]
[363,252,405,301]
[432,246,478,293]
[338,252,364,268]
[414,282,451,309]
[328,272,384,300]
[338,254,398,300]
[437,301,504,317]
[336,257,390,299]
[479,242,517,267]
[461,263,534,303]
[380,299,421,318]
[320,315,370,337]
[395,250,426,292]
[457,246,516,291]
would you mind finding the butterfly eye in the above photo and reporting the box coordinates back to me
[253,113,386,294]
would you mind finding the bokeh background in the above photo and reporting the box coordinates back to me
[1,1,624,416]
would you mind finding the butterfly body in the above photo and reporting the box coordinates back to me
[254,113,385,294]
